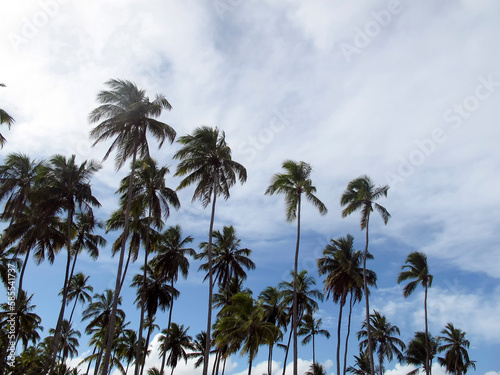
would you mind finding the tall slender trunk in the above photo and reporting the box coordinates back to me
[337,298,345,375]
[268,342,274,375]
[281,325,293,375]
[85,346,97,375]
[101,142,139,375]
[202,174,218,375]
[292,195,301,375]
[160,293,175,375]
[140,323,154,375]
[363,215,376,375]
[135,207,153,375]
[48,207,74,375]
[424,284,430,375]
[343,292,355,375]
[248,355,253,375]
[312,331,316,366]
[119,247,133,291]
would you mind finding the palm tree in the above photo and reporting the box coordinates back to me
[397,251,433,375]
[151,225,195,375]
[404,331,438,375]
[278,270,323,375]
[47,320,81,363]
[265,160,327,375]
[82,289,125,374]
[186,331,211,370]
[347,351,371,375]
[318,234,376,375]
[118,157,180,375]
[215,292,279,375]
[341,175,390,375]
[305,362,327,375]
[115,329,141,375]
[358,311,405,375]
[437,323,476,375]
[0,83,15,147]
[41,154,101,374]
[161,323,195,375]
[63,272,93,326]
[89,78,175,375]
[258,286,287,375]
[174,125,247,375]
[298,314,330,367]
[197,225,255,290]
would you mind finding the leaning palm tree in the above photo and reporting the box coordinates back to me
[89,78,175,375]
[358,311,405,375]
[62,272,93,326]
[265,160,327,375]
[174,125,247,375]
[298,313,330,367]
[437,323,476,375]
[118,157,180,375]
[398,252,433,375]
[341,175,390,375]
[404,331,438,375]
[318,234,376,375]
[0,83,15,148]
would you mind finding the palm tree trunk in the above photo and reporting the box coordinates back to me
[424,284,430,375]
[281,325,293,375]
[135,208,153,375]
[202,174,218,375]
[248,355,253,375]
[101,141,139,375]
[343,292,355,375]
[68,297,79,326]
[363,215,376,375]
[119,246,133,291]
[337,298,345,375]
[85,346,97,375]
[292,195,301,375]
[268,342,274,375]
[48,208,74,375]
[312,331,316,366]
[140,324,154,375]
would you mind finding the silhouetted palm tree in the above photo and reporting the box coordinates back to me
[305,362,327,375]
[265,160,327,375]
[358,311,405,375]
[437,323,476,375]
[298,313,330,367]
[341,175,390,375]
[0,83,15,147]
[404,331,438,375]
[89,78,175,374]
[174,126,246,375]
[161,323,195,375]
[63,272,93,326]
[398,251,433,375]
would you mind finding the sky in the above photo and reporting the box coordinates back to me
[1,0,499,374]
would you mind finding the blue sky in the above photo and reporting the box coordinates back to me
[1,0,499,374]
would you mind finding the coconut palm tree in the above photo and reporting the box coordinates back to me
[404,331,438,375]
[398,251,433,375]
[358,311,405,375]
[174,126,247,375]
[215,292,279,375]
[118,157,180,375]
[197,225,255,290]
[305,363,327,375]
[265,160,327,375]
[437,323,476,375]
[278,270,323,375]
[341,175,390,375]
[318,234,376,375]
[41,154,101,374]
[258,286,287,375]
[47,320,81,363]
[347,351,372,375]
[63,272,93,326]
[82,289,125,374]
[150,225,195,375]
[186,331,211,370]
[161,323,195,375]
[89,78,175,375]
[298,313,330,367]
[0,83,15,148]
[115,329,141,375]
